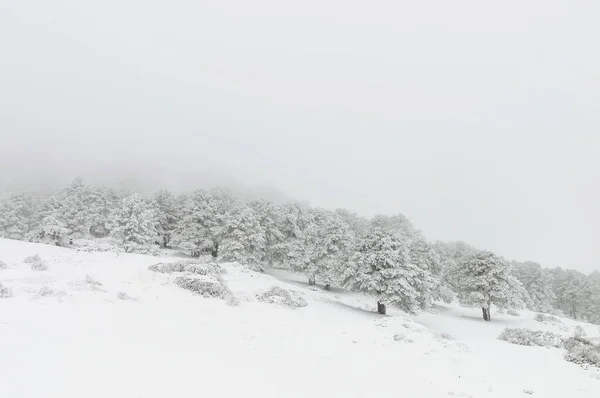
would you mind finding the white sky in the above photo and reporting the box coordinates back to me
[0,1,598,271]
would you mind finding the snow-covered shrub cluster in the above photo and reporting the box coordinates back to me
[0,283,13,298]
[507,309,520,316]
[85,274,103,286]
[498,328,564,348]
[37,286,55,297]
[24,254,48,271]
[534,313,561,323]
[0,260,7,269]
[564,337,600,368]
[116,291,136,301]
[256,286,307,309]
[148,260,224,275]
[74,238,123,254]
[174,275,224,298]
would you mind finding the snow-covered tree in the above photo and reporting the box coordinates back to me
[448,251,527,321]
[219,204,266,268]
[341,230,435,315]
[512,261,555,312]
[170,188,236,257]
[370,213,422,240]
[408,239,446,306]
[248,200,284,266]
[272,202,314,266]
[154,190,180,247]
[109,193,159,254]
[0,192,37,240]
[334,208,369,238]
[551,268,587,320]
[291,209,354,288]
[26,215,70,246]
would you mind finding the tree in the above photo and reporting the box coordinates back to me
[170,189,235,258]
[272,202,314,267]
[512,261,554,312]
[219,204,266,268]
[551,268,587,320]
[248,200,284,267]
[154,190,180,247]
[449,251,527,321]
[109,193,159,254]
[291,210,354,288]
[26,215,70,246]
[341,230,435,315]
[0,192,37,240]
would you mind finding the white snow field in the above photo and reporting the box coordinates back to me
[1,239,599,398]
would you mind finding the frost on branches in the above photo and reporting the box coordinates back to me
[219,204,266,269]
[290,210,354,288]
[109,193,159,255]
[449,251,527,321]
[512,261,555,312]
[0,192,37,240]
[341,230,434,315]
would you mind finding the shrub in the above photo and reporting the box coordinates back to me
[149,260,225,276]
[85,274,103,286]
[564,345,600,368]
[116,291,137,301]
[507,309,520,317]
[563,335,595,351]
[498,328,564,348]
[0,260,7,269]
[534,313,562,324]
[437,332,455,341]
[174,275,224,298]
[256,286,307,309]
[25,254,48,271]
[574,325,587,337]
[74,238,123,254]
[0,283,13,298]
[38,286,55,297]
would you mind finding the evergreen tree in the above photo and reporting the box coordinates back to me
[248,200,284,266]
[0,191,37,240]
[512,261,554,312]
[291,209,354,288]
[109,193,159,254]
[449,251,527,321]
[341,230,435,315]
[220,204,266,268]
[154,190,180,247]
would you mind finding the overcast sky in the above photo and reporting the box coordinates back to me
[0,1,598,272]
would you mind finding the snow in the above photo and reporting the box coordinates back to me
[1,238,599,398]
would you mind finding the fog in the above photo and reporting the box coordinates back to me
[0,1,598,271]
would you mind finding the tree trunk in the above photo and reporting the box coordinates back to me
[482,307,491,322]
[377,301,386,315]
[308,275,316,286]
[211,242,219,258]
[324,283,331,291]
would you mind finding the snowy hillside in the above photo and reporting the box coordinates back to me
[0,239,598,398]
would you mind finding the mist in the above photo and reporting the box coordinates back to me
[1,0,598,271]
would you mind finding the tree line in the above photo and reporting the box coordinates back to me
[0,177,598,322]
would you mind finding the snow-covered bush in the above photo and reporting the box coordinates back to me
[393,333,414,343]
[116,291,137,301]
[564,345,600,368]
[0,260,7,269]
[148,260,224,275]
[498,328,564,348]
[25,254,48,271]
[256,286,307,309]
[437,332,455,341]
[174,275,224,298]
[85,274,103,286]
[534,313,561,323]
[507,309,521,316]
[38,286,55,297]
[563,335,595,351]
[574,325,586,337]
[74,238,123,254]
[0,283,13,298]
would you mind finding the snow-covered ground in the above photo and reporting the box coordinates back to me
[1,238,598,398]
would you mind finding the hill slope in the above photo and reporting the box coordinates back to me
[0,239,598,397]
